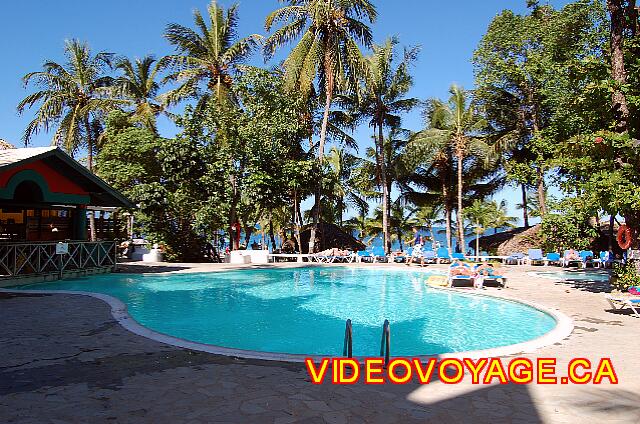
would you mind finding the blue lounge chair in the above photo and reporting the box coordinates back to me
[372,246,388,263]
[505,252,525,265]
[544,252,561,266]
[448,262,475,287]
[579,250,594,268]
[422,250,436,264]
[605,294,640,318]
[357,250,374,263]
[474,264,507,288]
[436,247,452,264]
[452,252,466,260]
[562,250,582,268]
[595,251,613,268]
[393,247,411,263]
[527,249,544,265]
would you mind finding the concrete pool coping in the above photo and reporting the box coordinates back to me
[0,264,574,363]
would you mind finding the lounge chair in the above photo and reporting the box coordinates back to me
[474,263,507,288]
[452,252,466,260]
[392,247,411,263]
[436,247,452,264]
[579,250,595,269]
[448,261,475,287]
[562,250,582,268]
[595,251,613,268]
[372,246,388,263]
[544,252,561,266]
[527,249,545,266]
[605,294,640,317]
[504,252,525,265]
[356,250,374,263]
[422,250,436,264]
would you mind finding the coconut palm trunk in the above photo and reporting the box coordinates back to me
[378,122,391,253]
[441,178,453,252]
[475,219,481,256]
[521,184,530,227]
[455,149,466,252]
[309,57,335,254]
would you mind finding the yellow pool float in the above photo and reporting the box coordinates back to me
[426,275,449,287]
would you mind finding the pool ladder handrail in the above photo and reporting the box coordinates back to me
[380,319,390,367]
[343,319,353,358]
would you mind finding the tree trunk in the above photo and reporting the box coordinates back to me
[607,0,632,133]
[229,174,239,250]
[535,167,547,216]
[293,190,302,254]
[609,214,615,251]
[456,152,466,252]
[446,209,453,253]
[268,212,277,252]
[83,118,97,240]
[527,85,548,216]
[442,180,453,252]
[88,210,96,241]
[378,123,391,254]
[521,184,530,227]
[244,226,252,247]
[475,219,480,256]
[429,225,436,248]
[309,72,334,254]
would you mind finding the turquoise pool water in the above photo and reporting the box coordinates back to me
[532,270,610,282]
[14,267,556,356]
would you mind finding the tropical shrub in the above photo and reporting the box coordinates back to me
[610,262,640,292]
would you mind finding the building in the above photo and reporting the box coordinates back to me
[0,146,133,281]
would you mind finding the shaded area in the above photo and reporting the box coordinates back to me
[299,222,365,253]
[545,270,611,293]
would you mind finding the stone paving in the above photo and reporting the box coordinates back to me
[1,263,639,423]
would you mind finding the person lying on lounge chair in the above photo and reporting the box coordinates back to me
[449,259,473,276]
[317,248,349,257]
[565,249,580,261]
[405,243,425,266]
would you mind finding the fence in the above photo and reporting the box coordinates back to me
[0,240,117,278]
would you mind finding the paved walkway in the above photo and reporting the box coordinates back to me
[1,263,639,423]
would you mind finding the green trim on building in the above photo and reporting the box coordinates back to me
[0,169,90,205]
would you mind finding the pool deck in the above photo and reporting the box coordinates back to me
[1,262,639,423]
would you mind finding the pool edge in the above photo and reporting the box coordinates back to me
[0,282,574,363]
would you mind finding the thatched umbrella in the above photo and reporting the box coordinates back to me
[298,222,365,253]
[0,139,16,150]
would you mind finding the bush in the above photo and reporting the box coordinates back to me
[610,262,640,292]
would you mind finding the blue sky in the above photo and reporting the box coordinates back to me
[1,0,570,224]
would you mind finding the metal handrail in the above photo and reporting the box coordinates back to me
[380,319,390,367]
[342,319,353,358]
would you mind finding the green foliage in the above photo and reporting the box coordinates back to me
[555,131,640,216]
[97,110,230,261]
[611,262,640,291]
[161,0,262,109]
[17,39,119,168]
[539,198,598,252]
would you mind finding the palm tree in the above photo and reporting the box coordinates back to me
[264,0,376,251]
[412,204,442,246]
[113,55,167,131]
[325,147,368,226]
[339,38,419,253]
[162,0,261,109]
[421,85,492,252]
[465,199,493,255]
[405,126,455,251]
[17,39,117,170]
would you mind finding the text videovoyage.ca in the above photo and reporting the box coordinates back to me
[305,357,618,385]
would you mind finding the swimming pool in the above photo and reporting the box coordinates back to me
[14,267,557,356]
[531,270,610,282]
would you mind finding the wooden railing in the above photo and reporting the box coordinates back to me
[0,240,117,278]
